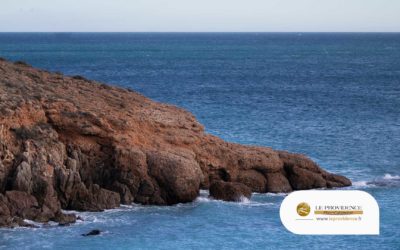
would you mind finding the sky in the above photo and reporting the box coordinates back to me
[0,0,399,32]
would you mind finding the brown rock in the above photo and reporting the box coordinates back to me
[13,161,33,193]
[89,184,121,210]
[67,184,120,211]
[5,191,39,220]
[324,172,352,188]
[265,172,293,193]
[279,151,350,190]
[147,151,203,204]
[55,212,76,226]
[0,59,351,226]
[285,165,327,190]
[0,194,11,227]
[112,181,133,204]
[209,181,252,201]
[236,170,267,193]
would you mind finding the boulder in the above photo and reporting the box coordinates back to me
[55,212,77,226]
[0,194,11,227]
[209,181,252,201]
[5,191,39,220]
[285,165,327,190]
[147,151,203,204]
[236,170,267,193]
[265,172,292,193]
[13,161,33,193]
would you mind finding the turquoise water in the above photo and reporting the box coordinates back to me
[0,33,399,249]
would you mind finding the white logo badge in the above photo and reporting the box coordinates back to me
[280,190,379,235]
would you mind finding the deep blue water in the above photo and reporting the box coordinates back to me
[0,33,399,249]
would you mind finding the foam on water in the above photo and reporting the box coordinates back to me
[350,173,400,189]
[383,173,400,180]
[260,192,287,197]
[195,190,276,207]
[351,180,374,188]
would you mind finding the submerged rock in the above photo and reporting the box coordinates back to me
[82,229,101,237]
[0,59,351,226]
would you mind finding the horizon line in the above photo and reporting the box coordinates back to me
[1,31,400,33]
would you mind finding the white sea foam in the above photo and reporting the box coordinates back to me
[238,196,250,203]
[261,192,287,197]
[195,196,212,203]
[22,219,44,228]
[351,181,375,188]
[383,173,400,180]
[194,193,274,207]
[61,209,79,214]
[351,173,400,189]
[199,189,209,195]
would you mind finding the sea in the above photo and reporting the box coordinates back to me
[0,33,399,249]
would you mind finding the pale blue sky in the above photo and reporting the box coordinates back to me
[0,0,399,32]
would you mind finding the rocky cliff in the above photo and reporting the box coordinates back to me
[0,58,351,227]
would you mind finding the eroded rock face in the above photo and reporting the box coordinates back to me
[209,181,252,201]
[0,59,351,226]
[146,151,203,204]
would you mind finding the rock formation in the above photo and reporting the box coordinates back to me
[82,229,101,236]
[0,58,351,227]
[209,181,252,201]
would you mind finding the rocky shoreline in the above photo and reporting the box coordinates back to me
[0,58,351,227]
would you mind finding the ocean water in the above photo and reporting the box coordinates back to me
[0,33,399,249]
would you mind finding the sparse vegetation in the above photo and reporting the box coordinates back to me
[13,126,39,140]
[14,61,30,67]
[13,124,52,140]
[72,75,89,81]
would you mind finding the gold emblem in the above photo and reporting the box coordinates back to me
[297,202,311,217]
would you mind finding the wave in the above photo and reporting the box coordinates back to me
[351,173,400,189]
[22,219,42,228]
[195,192,274,207]
[258,192,287,197]
[383,173,400,180]
[24,175,400,229]
[16,219,59,229]
[351,180,374,188]
[195,196,273,207]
